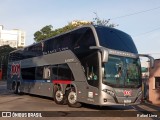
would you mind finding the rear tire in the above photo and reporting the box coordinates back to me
[54,86,67,105]
[66,88,81,108]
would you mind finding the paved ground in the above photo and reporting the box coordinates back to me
[0,80,160,120]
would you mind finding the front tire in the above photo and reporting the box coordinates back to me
[66,88,81,108]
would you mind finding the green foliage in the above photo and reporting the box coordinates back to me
[93,12,117,27]
[0,45,15,57]
[0,45,16,80]
[34,25,54,42]
[33,14,117,42]
[34,21,91,42]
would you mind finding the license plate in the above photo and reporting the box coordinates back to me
[124,99,131,103]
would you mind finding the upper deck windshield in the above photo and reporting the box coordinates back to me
[95,26,138,54]
[103,55,141,88]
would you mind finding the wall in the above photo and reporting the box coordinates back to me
[149,59,160,105]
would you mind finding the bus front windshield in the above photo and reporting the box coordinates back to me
[103,55,141,88]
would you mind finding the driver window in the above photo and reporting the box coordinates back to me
[82,52,99,87]
[87,66,98,81]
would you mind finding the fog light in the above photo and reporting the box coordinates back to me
[104,98,107,102]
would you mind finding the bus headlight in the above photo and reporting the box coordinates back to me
[102,89,115,97]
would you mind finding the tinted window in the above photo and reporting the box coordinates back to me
[35,66,43,80]
[9,50,23,62]
[96,26,138,53]
[27,46,37,57]
[43,38,55,54]
[81,52,99,87]
[60,33,72,50]
[34,43,43,56]
[23,44,42,59]
[72,28,96,49]
[43,34,71,54]
[58,64,74,80]
[52,65,58,80]
[51,64,74,80]
[21,67,35,80]
[9,27,96,62]
[35,66,51,80]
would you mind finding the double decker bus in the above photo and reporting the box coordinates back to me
[7,25,154,107]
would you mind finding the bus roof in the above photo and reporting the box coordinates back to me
[10,25,131,54]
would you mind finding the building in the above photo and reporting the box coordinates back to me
[149,59,160,105]
[71,20,92,26]
[0,25,25,48]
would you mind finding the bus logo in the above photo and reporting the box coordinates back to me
[123,90,132,96]
[11,63,20,78]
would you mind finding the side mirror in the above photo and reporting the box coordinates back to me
[138,54,154,68]
[89,46,109,62]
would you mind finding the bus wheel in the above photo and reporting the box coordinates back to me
[54,86,67,105]
[66,88,81,108]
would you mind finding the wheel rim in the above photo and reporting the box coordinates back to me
[68,91,77,104]
[55,90,63,102]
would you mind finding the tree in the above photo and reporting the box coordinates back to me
[93,12,117,27]
[0,45,16,80]
[34,21,92,42]
[34,25,53,42]
[34,14,117,42]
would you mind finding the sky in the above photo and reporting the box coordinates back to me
[1,0,160,59]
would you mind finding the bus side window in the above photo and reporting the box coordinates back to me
[73,28,96,48]
[51,64,74,81]
[58,64,74,80]
[43,67,50,79]
[21,67,35,80]
[52,65,58,80]
[35,66,43,80]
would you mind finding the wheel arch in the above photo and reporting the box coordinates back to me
[65,83,77,93]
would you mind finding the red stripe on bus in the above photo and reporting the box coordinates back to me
[52,80,72,84]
